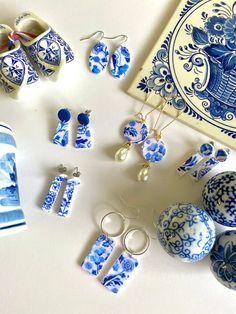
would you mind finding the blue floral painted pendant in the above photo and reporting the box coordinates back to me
[123,120,148,144]
[81,234,114,276]
[101,252,138,294]
[75,112,93,149]
[142,138,167,163]
[89,42,109,74]
[110,46,131,79]
[58,177,80,218]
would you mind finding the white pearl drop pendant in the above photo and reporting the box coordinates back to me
[115,142,131,162]
[137,163,150,182]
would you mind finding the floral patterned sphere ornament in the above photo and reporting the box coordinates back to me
[157,203,216,262]
[210,230,236,290]
[203,171,236,227]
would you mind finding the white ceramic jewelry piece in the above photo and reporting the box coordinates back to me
[157,203,216,262]
[123,120,148,144]
[52,109,71,147]
[75,111,93,149]
[202,171,236,227]
[177,142,214,175]
[89,41,109,75]
[110,46,131,79]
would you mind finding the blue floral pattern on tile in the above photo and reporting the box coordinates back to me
[191,157,219,180]
[42,174,67,213]
[142,138,167,163]
[58,178,80,217]
[203,171,236,227]
[157,203,216,262]
[110,46,131,79]
[89,42,109,74]
[82,234,114,276]
[101,252,138,294]
[75,125,93,149]
[52,121,69,147]
[123,120,148,144]
[210,230,236,290]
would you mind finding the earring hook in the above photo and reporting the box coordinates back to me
[73,167,81,177]
[119,195,140,220]
[103,34,128,45]
[80,31,104,42]
[123,227,150,256]
[100,211,126,238]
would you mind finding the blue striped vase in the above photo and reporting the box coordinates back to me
[0,123,26,236]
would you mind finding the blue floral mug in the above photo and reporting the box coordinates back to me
[0,122,26,236]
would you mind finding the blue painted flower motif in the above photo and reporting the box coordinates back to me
[75,125,93,149]
[142,138,167,163]
[110,46,131,79]
[82,234,114,276]
[89,42,109,75]
[224,15,236,46]
[52,121,69,147]
[205,16,226,36]
[58,178,80,217]
[101,252,138,293]
[123,120,148,144]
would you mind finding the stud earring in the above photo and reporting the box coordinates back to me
[58,167,81,217]
[190,148,230,181]
[75,110,93,149]
[81,211,127,276]
[52,108,71,147]
[42,164,67,214]
[80,31,109,75]
[176,142,215,175]
[105,34,131,79]
[101,227,150,294]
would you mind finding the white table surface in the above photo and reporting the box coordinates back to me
[0,0,236,313]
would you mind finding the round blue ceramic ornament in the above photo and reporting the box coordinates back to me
[58,108,71,122]
[157,203,216,262]
[210,230,236,290]
[203,171,236,227]
[123,120,148,144]
[141,138,167,163]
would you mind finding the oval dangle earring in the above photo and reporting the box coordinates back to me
[80,31,109,75]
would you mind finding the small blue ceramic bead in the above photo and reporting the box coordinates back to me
[157,203,216,262]
[202,171,236,227]
[78,113,90,126]
[210,230,236,290]
[200,142,214,156]
[58,109,71,122]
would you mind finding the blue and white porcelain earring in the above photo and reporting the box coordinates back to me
[101,227,150,294]
[107,34,131,79]
[81,211,127,276]
[42,164,67,214]
[80,31,109,75]
[75,110,93,149]
[58,167,81,218]
[52,108,71,147]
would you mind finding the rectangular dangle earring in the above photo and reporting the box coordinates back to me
[75,110,93,149]
[81,212,127,276]
[52,109,71,147]
[58,167,81,217]
[42,164,67,214]
[101,227,150,294]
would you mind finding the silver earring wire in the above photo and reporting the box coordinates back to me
[73,167,81,177]
[119,195,140,220]
[100,211,126,239]
[123,227,150,256]
[103,34,128,45]
[80,31,104,42]
[58,164,67,173]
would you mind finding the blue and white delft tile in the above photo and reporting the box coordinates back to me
[177,142,214,175]
[157,203,216,262]
[123,120,148,144]
[110,46,131,79]
[58,177,80,218]
[15,13,74,80]
[190,157,219,180]
[42,174,67,214]
[75,125,93,149]
[210,230,236,290]
[202,171,236,227]
[89,42,109,75]
[101,252,138,294]
[52,121,69,147]
[0,122,27,236]
[81,234,114,276]
[141,138,167,163]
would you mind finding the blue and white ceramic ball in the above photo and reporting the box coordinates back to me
[157,203,216,262]
[203,171,236,227]
[210,230,236,290]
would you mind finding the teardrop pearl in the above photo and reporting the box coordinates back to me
[137,166,150,182]
[115,146,130,162]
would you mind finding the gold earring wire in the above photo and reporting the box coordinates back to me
[135,91,163,122]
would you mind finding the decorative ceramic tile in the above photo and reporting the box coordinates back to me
[89,42,109,74]
[52,121,69,147]
[123,120,148,144]
[42,174,67,213]
[58,177,80,217]
[110,46,131,79]
[101,252,138,294]
[141,138,167,163]
[75,125,93,149]
[128,0,236,149]
[81,234,114,276]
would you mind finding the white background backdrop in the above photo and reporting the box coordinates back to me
[0,0,236,313]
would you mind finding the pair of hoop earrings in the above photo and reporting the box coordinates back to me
[42,164,81,218]
[52,108,93,149]
[80,31,131,79]
[177,142,230,181]
[81,211,150,294]
[115,95,184,182]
